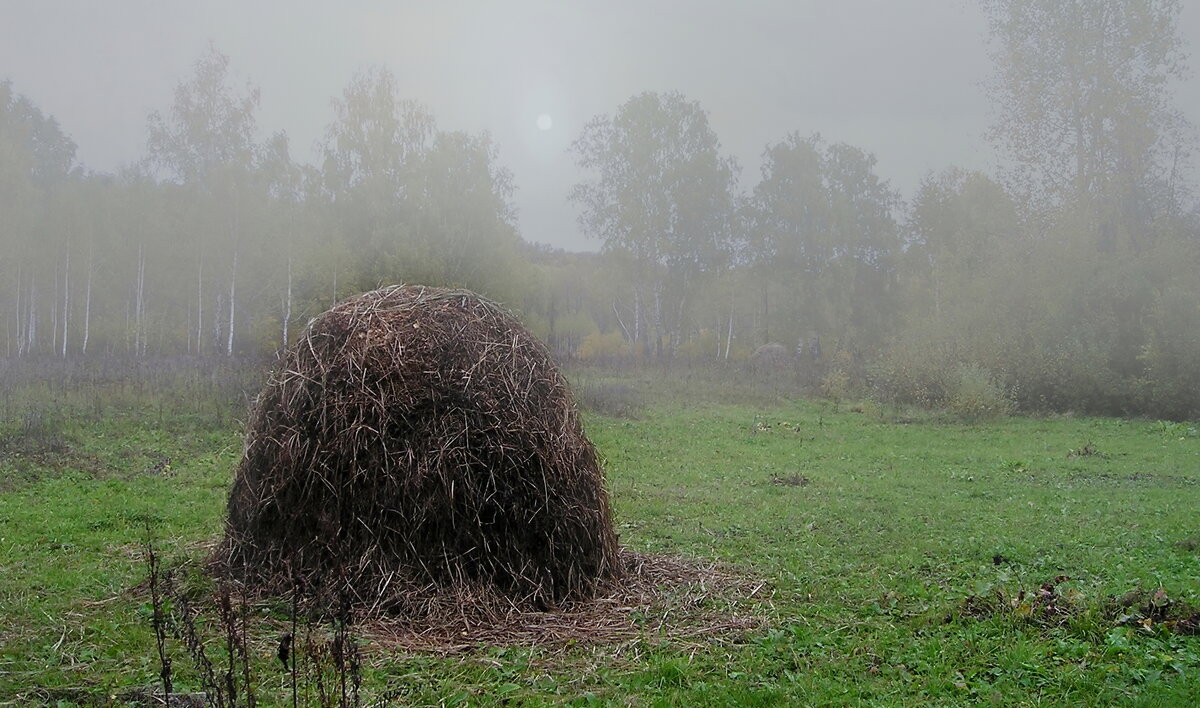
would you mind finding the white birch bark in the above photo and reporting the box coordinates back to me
[82,243,92,356]
[282,247,292,348]
[26,274,37,356]
[136,243,146,356]
[196,258,203,355]
[725,288,735,360]
[226,246,238,357]
[51,263,58,356]
[60,249,70,358]
[15,264,23,357]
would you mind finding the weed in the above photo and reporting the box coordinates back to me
[1067,442,1104,458]
[1148,420,1199,439]
[143,531,173,704]
[1173,537,1200,553]
[770,474,811,487]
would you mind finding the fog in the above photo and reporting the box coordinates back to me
[2,0,1199,420]
[0,0,1065,249]
[7,6,1200,701]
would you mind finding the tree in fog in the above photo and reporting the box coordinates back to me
[147,47,268,355]
[748,134,900,352]
[415,129,522,293]
[571,91,738,356]
[983,0,1191,247]
[257,130,307,349]
[319,67,434,294]
[318,67,521,302]
[878,0,1200,419]
[905,168,1020,321]
[0,80,79,357]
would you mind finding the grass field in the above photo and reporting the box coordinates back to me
[1,368,1198,706]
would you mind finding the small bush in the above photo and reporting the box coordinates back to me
[579,331,633,363]
[815,350,853,400]
[869,338,955,409]
[1140,287,1200,420]
[947,363,1014,421]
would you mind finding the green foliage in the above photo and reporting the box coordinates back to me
[1140,286,1200,420]
[870,342,1014,421]
[869,333,954,410]
[946,362,1015,421]
[818,349,863,406]
[578,330,631,363]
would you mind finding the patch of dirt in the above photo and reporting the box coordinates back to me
[1173,537,1200,553]
[950,579,1200,636]
[770,474,811,487]
[1066,443,1105,459]
[951,575,1079,628]
[1106,586,1200,635]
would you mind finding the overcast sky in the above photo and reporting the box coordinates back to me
[3,1,1199,250]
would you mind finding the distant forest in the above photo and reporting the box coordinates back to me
[2,0,1198,419]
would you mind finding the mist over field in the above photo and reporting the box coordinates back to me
[2,0,1199,419]
[5,4,1200,704]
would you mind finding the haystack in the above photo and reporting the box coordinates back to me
[219,285,619,611]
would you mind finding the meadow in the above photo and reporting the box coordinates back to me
[1,362,1198,706]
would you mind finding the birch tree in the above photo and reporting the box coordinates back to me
[318,67,522,301]
[570,91,738,356]
[147,48,262,355]
[0,80,77,357]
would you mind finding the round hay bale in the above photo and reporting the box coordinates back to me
[219,285,619,611]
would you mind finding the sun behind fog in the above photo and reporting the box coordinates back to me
[536,113,553,131]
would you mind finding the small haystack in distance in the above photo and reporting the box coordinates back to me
[219,285,619,612]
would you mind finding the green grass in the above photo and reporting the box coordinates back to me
[1,378,1198,706]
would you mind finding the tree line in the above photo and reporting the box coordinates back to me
[2,0,1197,418]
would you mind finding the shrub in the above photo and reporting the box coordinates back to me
[870,336,955,408]
[579,330,633,363]
[1140,287,1200,420]
[947,363,1014,421]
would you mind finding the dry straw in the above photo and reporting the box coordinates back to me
[218,285,620,614]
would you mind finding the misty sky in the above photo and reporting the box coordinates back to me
[3,1,1199,251]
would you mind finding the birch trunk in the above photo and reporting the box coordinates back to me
[82,244,92,356]
[196,258,203,355]
[632,287,642,343]
[61,249,70,358]
[282,247,292,348]
[724,288,735,360]
[51,263,58,356]
[612,300,631,342]
[15,265,23,357]
[136,243,146,356]
[26,274,37,356]
[226,246,238,357]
